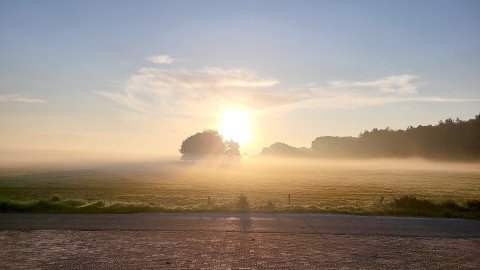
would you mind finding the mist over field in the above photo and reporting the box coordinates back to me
[1,155,479,217]
[2,146,480,171]
[2,114,479,217]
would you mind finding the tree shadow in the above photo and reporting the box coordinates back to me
[239,213,252,232]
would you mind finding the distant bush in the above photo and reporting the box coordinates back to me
[466,200,480,211]
[266,200,275,210]
[391,196,437,212]
[50,195,62,202]
[389,196,480,218]
[237,194,250,210]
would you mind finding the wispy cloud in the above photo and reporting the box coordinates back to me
[327,74,420,94]
[294,90,478,110]
[97,59,479,116]
[0,94,46,103]
[294,74,478,110]
[95,67,287,115]
[146,54,174,65]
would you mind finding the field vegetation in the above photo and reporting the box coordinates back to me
[1,158,479,218]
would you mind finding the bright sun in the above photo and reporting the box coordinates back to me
[219,109,252,146]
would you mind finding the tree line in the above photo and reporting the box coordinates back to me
[261,113,480,160]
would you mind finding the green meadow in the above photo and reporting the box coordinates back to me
[1,158,479,217]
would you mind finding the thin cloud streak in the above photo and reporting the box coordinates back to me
[327,74,420,94]
[0,94,46,103]
[294,92,480,110]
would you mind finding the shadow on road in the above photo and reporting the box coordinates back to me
[240,214,252,232]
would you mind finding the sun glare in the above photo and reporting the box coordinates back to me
[219,109,252,146]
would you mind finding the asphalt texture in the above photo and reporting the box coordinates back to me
[1,213,479,269]
[0,213,479,237]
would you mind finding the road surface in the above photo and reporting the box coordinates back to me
[1,213,479,269]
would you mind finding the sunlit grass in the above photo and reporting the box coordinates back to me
[0,158,479,217]
[1,195,479,218]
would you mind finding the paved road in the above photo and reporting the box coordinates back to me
[1,213,479,237]
[1,213,480,269]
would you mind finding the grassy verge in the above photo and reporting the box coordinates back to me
[1,195,479,218]
[381,196,480,218]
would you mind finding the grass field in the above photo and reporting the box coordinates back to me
[1,158,479,217]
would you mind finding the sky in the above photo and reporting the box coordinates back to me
[1,0,480,158]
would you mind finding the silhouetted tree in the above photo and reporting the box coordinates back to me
[224,140,241,159]
[179,130,225,160]
[179,130,244,161]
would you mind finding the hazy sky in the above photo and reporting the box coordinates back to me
[1,0,479,157]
